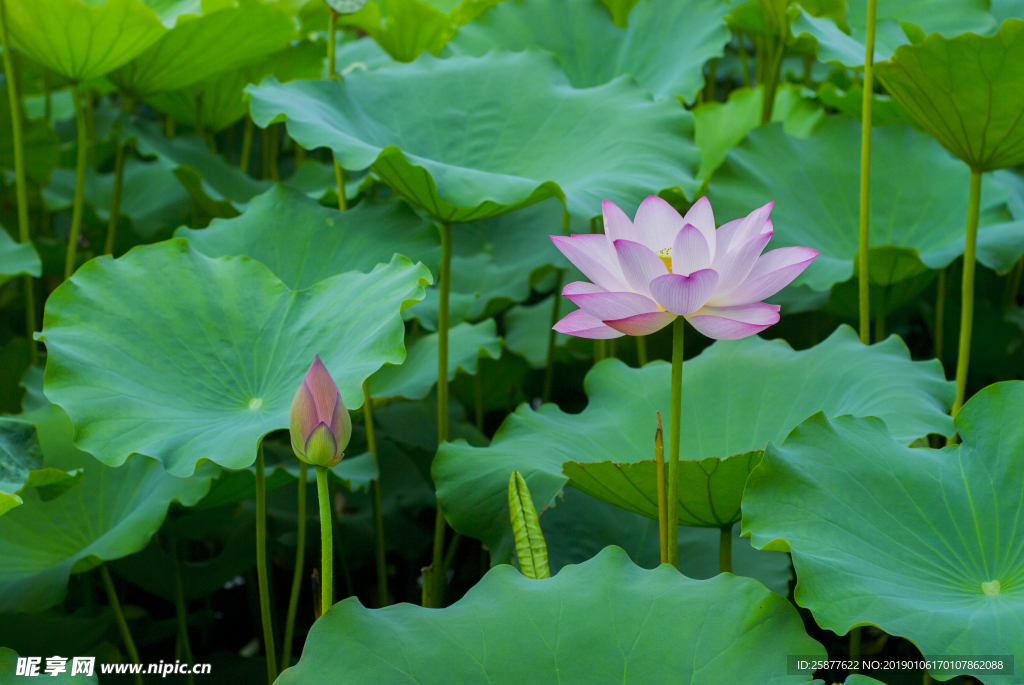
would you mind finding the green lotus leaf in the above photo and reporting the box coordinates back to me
[709,116,1023,293]
[109,0,299,98]
[247,50,701,222]
[792,0,997,68]
[407,199,571,329]
[0,418,83,517]
[178,184,437,290]
[0,647,97,683]
[43,159,191,238]
[815,81,917,129]
[563,450,762,528]
[542,486,793,594]
[502,296,572,369]
[994,0,1024,22]
[0,228,41,288]
[596,0,639,26]
[876,19,1024,172]
[2,0,199,82]
[0,86,60,184]
[39,239,431,476]
[694,84,823,180]
[278,546,823,684]
[435,325,954,562]
[338,0,492,62]
[742,381,1024,684]
[369,320,502,400]
[142,39,325,133]
[446,0,730,103]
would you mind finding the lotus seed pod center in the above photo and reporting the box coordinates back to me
[249,398,263,410]
[657,247,672,273]
[981,580,1001,596]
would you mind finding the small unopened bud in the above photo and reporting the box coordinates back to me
[289,355,351,467]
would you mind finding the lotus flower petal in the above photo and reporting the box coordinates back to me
[563,281,607,296]
[553,309,622,339]
[613,239,667,299]
[716,206,773,256]
[713,247,820,307]
[605,310,677,336]
[681,196,716,260]
[305,355,340,423]
[290,355,350,464]
[551,234,629,292]
[633,195,684,251]
[565,289,661,321]
[686,302,781,340]
[602,200,637,245]
[290,383,318,456]
[709,230,773,302]
[671,224,711,276]
[650,269,719,316]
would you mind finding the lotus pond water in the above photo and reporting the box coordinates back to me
[0,1,1022,684]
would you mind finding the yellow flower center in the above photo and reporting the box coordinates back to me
[657,247,672,273]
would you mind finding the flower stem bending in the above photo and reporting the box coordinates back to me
[0,3,37,364]
[858,0,878,344]
[281,461,307,668]
[719,524,733,574]
[99,565,143,685]
[428,220,453,606]
[316,465,333,617]
[66,84,89,280]
[255,443,278,683]
[363,379,389,608]
[667,316,685,566]
[951,169,983,420]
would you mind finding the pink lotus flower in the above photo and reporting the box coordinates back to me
[550,196,818,340]
[290,355,352,467]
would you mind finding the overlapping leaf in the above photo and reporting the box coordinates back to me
[447,0,731,102]
[435,325,954,561]
[0,228,41,288]
[279,546,823,684]
[248,50,701,222]
[743,381,1024,684]
[40,239,430,476]
[709,116,1023,293]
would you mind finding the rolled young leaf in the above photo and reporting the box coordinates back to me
[508,471,549,579]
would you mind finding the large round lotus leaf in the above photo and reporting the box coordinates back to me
[340,0,457,62]
[278,546,823,684]
[742,381,1024,685]
[709,117,1023,293]
[0,227,41,288]
[541,486,792,594]
[110,0,299,98]
[39,239,431,476]
[4,0,196,82]
[792,0,996,69]
[435,325,954,561]
[876,19,1024,172]
[247,50,700,222]
[178,184,438,290]
[446,0,730,103]
[0,453,217,612]
[407,198,571,330]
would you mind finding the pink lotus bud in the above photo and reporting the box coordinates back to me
[289,355,351,467]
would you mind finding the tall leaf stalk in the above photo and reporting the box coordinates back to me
[951,170,983,419]
[315,465,334,617]
[327,10,347,211]
[281,461,307,668]
[428,220,453,606]
[0,2,37,364]
[66,85,89,280]
[255,444,278,683]
[100,566,143,685]
[363,379,389,608]
[858,0,878,343]
[667,317,684,566]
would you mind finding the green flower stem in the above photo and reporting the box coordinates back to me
[99,565,143,685]
[719,524,733,574]
[429,219,453,607]
[169,528,196,685]
[0,1,37,365]
[654,413,667,564]
[281,461,307,668]
[255,444,278,683]
[935,267,946,360]
[363,379,389,608]
[667,317,684,566]
[315,465,333,618]
[849,627,862,671]
[635,335,648,367]
[65,84,89,280]
[542,269,564,403]
[858,0,878,344]
[951,169,983,418]
[239,116,254,173]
